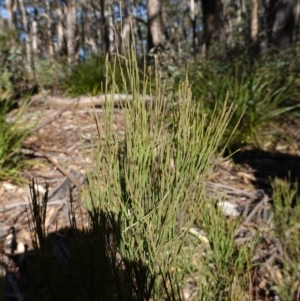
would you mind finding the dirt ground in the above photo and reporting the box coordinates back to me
[1,94,129,249]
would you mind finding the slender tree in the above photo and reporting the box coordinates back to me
[201,0,226,52]
[31,6,38,54]
[147,0,166,52]
[100,0,114,53]
[44,0,54,56]
[18,0,32,72]
[4,0,15,30]
[55,0,65,55]
[66,0,76,62]
[121,0,131,47]
[190,0,197,52]
[294,0,300,44]
[250,0,259,52]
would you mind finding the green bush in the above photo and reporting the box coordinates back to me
[0,29,30,98]
[33,57,68,93]
[161,52,300,150]
[63,55,125,96]
[192,55,299,148]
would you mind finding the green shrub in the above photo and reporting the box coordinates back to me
[201,56,299,147]
[0,29,27,98]
[33,57,68,93]
[161,52,300,150]
[63,55,125,96]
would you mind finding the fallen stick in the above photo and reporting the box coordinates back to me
[43,94,155,108]
[25,145,82,191]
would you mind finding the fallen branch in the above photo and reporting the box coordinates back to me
[37,94,155,108]
[23,145,82,191]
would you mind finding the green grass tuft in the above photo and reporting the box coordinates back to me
[0,98,33,183]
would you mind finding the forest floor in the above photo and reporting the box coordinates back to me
[1,94,300,300]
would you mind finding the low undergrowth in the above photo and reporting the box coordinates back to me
[167,52,300,150]
[0,97,33,183]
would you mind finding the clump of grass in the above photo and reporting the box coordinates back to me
[79,45,252,300]
[201,58,297,148]
[271,178,300,300]
[0,97,33,183]
[192,201,256,300]
[165,53,300,150]
[63,55,125,96]
[24,45,258,301]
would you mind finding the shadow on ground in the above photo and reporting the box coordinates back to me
[3,210,154,301]
[232,148,300,194]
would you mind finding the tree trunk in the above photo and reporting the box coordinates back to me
[18,0,32,73]
[31,7,38,54]
[55,0,64,55]
[147,0,166,52]
[90,0,102,54]
[100,0,114,54]
[4,0,15,30]
[250,0,259,52]
[105,0,114,53]
[201,0,226,52]
[121,0,131,48]
[45,0,54,56]
[66,0,76,62]
[293,0,300,43]
[268,0,296,50]
[190,0,197,52]
[81,1,98,56]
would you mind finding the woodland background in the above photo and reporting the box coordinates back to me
[1,1,300,301]
[0,0,300,97]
